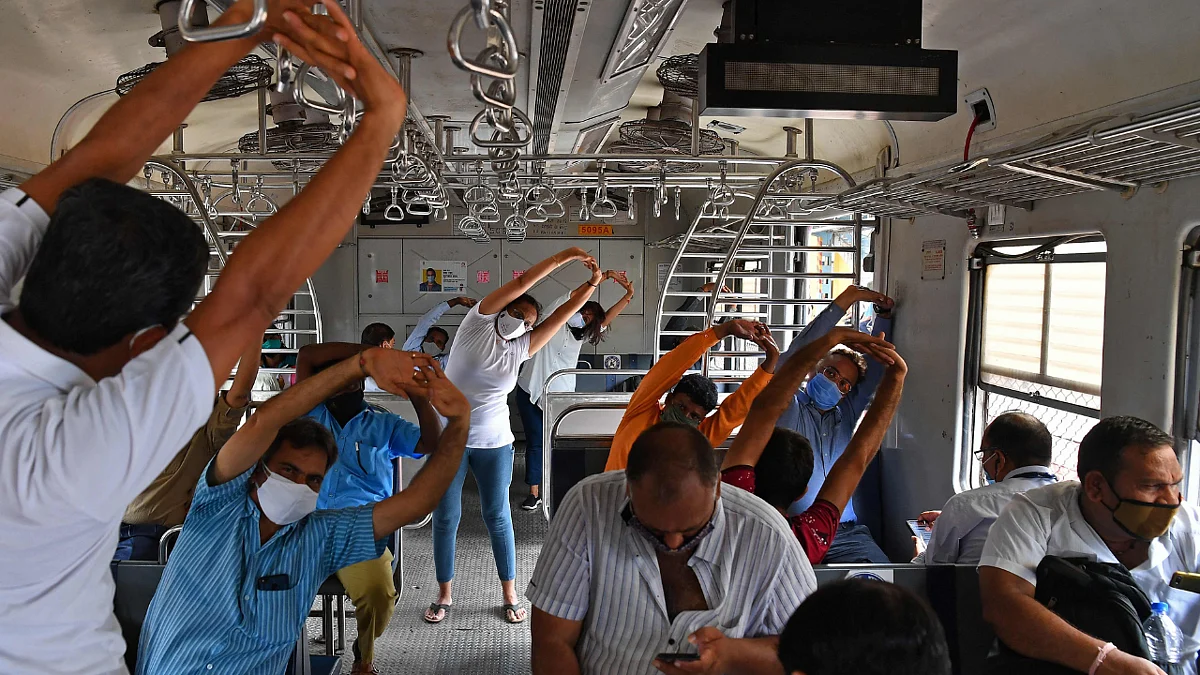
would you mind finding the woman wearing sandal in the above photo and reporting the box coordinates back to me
[425,247,603,625]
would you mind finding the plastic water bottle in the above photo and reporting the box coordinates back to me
[1143,602,1185,674]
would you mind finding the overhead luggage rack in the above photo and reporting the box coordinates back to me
[814,100,1200,220]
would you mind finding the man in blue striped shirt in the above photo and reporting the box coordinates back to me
[298,342,443,673]
[137,348,470,675]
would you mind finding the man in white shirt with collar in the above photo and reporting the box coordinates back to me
[0,2,410,673]
[914,412,1058,564]
[980,416,1200,675]
[527,422,815,675]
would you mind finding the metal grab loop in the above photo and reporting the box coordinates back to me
[542,192,568,218]
[470,0,492,29]
[465,185,495,205]
[178,0,267,43]
[469,108,533,148]
[524,204,550,223]
[385,187,405,221]
[293,64,348,115]
[447,8,520,80]
[591,195,618,218]
[475,202,501,223]
[405,196,433,216]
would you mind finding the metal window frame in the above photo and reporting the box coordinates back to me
[1174,229,1200,502]
[959,234,1106,493]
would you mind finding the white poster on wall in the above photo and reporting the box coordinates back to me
[921,240,946,281]
[418,260,468,294]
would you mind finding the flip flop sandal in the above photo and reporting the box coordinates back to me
[423,602,451,624]
[503,603,526,624]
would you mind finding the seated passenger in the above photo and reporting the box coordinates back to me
[980,416,1200,674]
[912,412,1057,564]
[401,296,477,368]
[528,423,815,675]
[604,319,778,471]
[115,339,261,561]
[778,579,952,675]
[776,285,895,563]
[257,333,288,391]
[720,327,903,564]
[296,341,442,673]
[137,349,469,674]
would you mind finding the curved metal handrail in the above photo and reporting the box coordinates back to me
[158,525,184,564]
[178,0,267,43]
[541,400,635,522]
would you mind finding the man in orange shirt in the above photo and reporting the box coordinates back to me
[604,319,778,471]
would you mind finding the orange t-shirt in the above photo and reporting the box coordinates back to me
[604,327,773,471]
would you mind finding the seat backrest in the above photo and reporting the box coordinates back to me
[110,561,167,671]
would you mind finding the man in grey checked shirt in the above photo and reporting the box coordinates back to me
[527,423,816,675]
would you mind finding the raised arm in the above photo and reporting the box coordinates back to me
[225,338,262,409]
[296,342,368,382]
[528,262,603,356]
[479,247,593,316]
[624,322,748,419]
[405,393,443,458]
[812,346,905,513]
[183,0,409,390]
[601,271,635,328]
[372,362,469,538]
[778,285,893,368]
[211,349,429,485]
[721,327,892,470]
[401,299,470,351]
[19,0,323,214]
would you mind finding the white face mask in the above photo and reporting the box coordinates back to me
[566,312,587,329]
[255,464,319,525]
[496,312,528,340]
[422,341,442,355]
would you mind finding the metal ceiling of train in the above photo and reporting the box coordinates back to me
[2,0,1200,182]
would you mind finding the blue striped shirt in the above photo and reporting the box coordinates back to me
[136,462,386,675]
[308,402,423,511]
[777,303,891,523]
[526,472,815,675]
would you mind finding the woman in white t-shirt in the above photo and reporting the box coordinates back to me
[426,246,602,625]
[513,270,635,511]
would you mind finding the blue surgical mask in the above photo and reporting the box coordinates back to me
[805,373,844,410]
[566,312,587,329]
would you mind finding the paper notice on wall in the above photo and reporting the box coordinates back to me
[657,262,672,291]
[418,260,467,293]
[921,240,946,281]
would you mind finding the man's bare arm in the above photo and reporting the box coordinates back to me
[185,0,408,390]
[980,567,1164,675]
[531,608,583,675]
[20,0,322,214]
[226,339,262,409]
[296,342,368,382]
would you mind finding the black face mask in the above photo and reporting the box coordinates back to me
[327,389,365,426]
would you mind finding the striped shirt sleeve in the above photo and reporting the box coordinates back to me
[526,484,591,621]
[317,504,388,576]
[191,460,254,512]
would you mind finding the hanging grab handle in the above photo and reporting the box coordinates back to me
[178,0,267,43]
[293,64,348,115]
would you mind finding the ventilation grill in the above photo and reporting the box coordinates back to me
[532,0,578,155]
[726,62,940,96]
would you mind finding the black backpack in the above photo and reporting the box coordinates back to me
[984,555,1152,675]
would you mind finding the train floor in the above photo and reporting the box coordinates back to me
[305,446,547,674]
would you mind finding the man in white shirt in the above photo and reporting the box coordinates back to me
[0,2,410,673]
[980,416,1200,675]
[528,423,815,675]
[914,412,1058,564]
[400,296,477,368]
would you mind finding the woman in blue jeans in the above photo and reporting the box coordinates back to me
[427,247,603,625]
[513,270,635,510]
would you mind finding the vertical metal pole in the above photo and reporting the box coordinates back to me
[803,118,814,162]
[257,85,268,155]
[690,98,701,157]
[172,124,186,154]
[783,126,800,158]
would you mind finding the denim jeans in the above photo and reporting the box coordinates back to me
[823,522,889,563]
[431,444,516,584]
[112,523,167,562]
[513,386,544,487]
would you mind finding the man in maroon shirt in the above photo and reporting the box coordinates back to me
[720,327,906,564]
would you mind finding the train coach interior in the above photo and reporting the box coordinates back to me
[5,0,1200,673]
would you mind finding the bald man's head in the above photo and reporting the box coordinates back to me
[626,423,721,552]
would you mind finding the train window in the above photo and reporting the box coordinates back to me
[962,236,1107,488]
